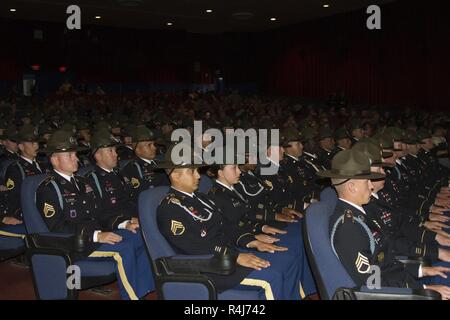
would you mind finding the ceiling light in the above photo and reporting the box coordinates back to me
[95,15,101,19]
[10,8,17,12]
[270,17,277,21]
[167,22,173,26]
[206,9,213,13]
[323,4,330,8]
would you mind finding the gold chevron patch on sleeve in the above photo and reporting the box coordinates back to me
[171,220,185,236]
[131,177,140,188]
[355,252,371,274]
[6,178,15,190]
[43,203,56,218]
[264,180,273,190]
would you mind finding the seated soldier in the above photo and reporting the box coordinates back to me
[354,142,450,264]
[254,132,303,221]
[36,130,154,300]
[0,125,19,162]
[1,125,45,235]
[319,149,450,299]
[157,144,302,300]
[334,127,352,152]
[116,124,136,161]
[122,125,169,196]
[315,127,335,170]
[207,146,317,298]
[87,129,139,232]
[207,148,290,248]
[235,140,300,224]
[280,128,320,212]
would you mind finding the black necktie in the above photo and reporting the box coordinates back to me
[32,160,42,172]
[70,177,79,191]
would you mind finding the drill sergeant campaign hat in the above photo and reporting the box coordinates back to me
[90,129,123,154]
[317,149,386,180]
[41,130,88,154]
[352,141,394,168]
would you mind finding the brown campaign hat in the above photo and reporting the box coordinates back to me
[317,149,386,180]
[352,141,394,168]
[157,142,207,169]
[41,130,88,154]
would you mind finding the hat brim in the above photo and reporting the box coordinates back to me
[371,161,395,168]
[156,161,208,169]
[282,140,301,148]
[317,170,386,180]
[382,151,393,158]
[92,142,124,153]
[39,145,89,155]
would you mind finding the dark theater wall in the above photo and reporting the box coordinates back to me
[1,0,450,109]
[0,19,259,94]
[257,0,450,109]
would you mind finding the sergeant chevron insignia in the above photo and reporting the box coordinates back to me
[355,252,371,273]
[264,180,273,190]
[6,178,14,190]
[43,203,56,218]
[171,220,185,236]
[131,177,140,188]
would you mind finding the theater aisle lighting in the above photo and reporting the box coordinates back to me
[206,9,213,13]
[270,17,277,21]
[323,4,330,8]
[10,8,17,12]
[167,22,173,26]
[95,15,102,19]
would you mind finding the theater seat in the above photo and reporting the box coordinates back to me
[0,235,25,262]
[76,165,94,177]
[319,187,338,210]
[21,174,116,300]
[303,201,440,300]
[198,174,213,193]
[138,186,262,300]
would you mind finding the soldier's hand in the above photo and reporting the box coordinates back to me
[248,240,288,253]
[430,205,447,214]
[97,232,123,245]
[262,225,287,235]
[440,186,450,193]
[438,248,450,263]
[434,199,450,208]
[429,213,450,223]
[426,285,450,300]
[275,213,297,223]
[436,234,450,247]
[125,222,140,233]
[131,217,139,224]
[423,266,450,278]
[237,253,270,271]
[255,234,280,244]
[282,207,303,219]
[424,221,448,231]
[1,217,23,225]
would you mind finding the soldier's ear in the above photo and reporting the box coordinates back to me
[347,181,356,194]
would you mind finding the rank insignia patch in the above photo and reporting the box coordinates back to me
[43,203,56,218]
[6,178,14,190]
[171,220,185,236]
[131,177,140,188]
[355,252,371,273]
[264,180,273,190]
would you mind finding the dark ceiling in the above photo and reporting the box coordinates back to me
[1,0,396,34]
